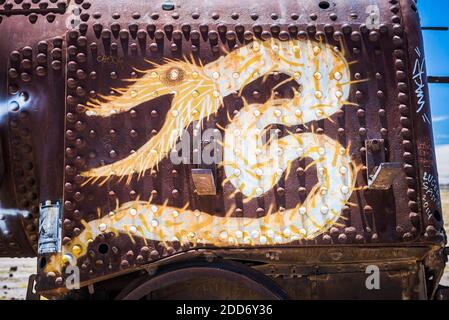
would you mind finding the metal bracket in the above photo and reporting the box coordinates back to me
[422,27,449,31]
[368,162,403,190]
[365,139,402,189]
[26,274,40,300]
[365,139,386,178]
[191,168,217,196]
[428,76,449,84]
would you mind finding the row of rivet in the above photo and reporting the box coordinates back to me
[349,40,375,244]
[64,26,87,237]
[56,28,88,283]
[389,1,421,242]
[87,22,388,44]
[396,1,441,242]
[1,0,68,23]
[91,9,364,23]
[7,43,48,251]
[1,0,62,8]
[7,88,39,250]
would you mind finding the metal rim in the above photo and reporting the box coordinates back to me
[117,259,289,300]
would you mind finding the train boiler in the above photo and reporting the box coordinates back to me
[0,0,447,299]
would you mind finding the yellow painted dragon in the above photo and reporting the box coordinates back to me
[55,38,361,269]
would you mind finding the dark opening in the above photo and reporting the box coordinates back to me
[39,256,47,269]
[162,2,175,11]
[98,243,109,254]
[434,210,442,222]
[319,1,331,10]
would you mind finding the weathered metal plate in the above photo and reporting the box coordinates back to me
[33,0,443,292]
[0,0,445,296]
[191,169,217,196]
[0,1,69,257]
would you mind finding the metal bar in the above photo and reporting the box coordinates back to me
[0,8,66,15]
[422,27,449,31]
[428,76,449,84]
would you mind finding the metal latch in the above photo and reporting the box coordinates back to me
[26,274,40,300]
[365,139,402,190]
[191,168,217,196]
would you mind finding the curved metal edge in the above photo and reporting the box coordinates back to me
[117,259,289,300]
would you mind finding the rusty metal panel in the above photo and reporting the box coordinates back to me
[38,0,444,292]
[0,1,69,257]
[38,0,422,291]
[399,0,444,242]
[0,0,445,297]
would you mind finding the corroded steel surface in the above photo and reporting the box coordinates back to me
[0,0,446,299]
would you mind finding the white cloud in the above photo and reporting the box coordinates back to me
[436,144,449,184]
[433,115,449,123]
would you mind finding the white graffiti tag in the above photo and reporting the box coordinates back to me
[422,171,440,219]
[413,47,430,124]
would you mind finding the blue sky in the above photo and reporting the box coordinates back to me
[419,0,449,183]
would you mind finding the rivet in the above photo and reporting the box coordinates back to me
[338,234,347,244]
[324,24,334,34]
[393,36,404,47]
[342,23,352,34]
[369,30,379,42]
[226,31,236,41]
[351,31,361,42]
[306,24,316,34]
[29,13,38,24]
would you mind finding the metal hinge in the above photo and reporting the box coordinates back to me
[38,200,62,254]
